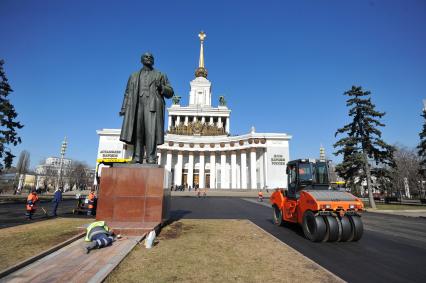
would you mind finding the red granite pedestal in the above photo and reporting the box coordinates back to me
[96,165,170,236]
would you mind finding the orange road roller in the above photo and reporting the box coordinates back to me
[270,159,364,242]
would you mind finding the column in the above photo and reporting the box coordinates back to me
[263,148,269,188]
[209,116,214,125]
[193,116,197,122]
[218,117,222,128]
[250,148,257,189]
[236,163,241,188]
[201,116,205,123]
[168,116,172,130]
[210,152,216,189]
[166,150,172,172]
[231,151,237,189]
[175,151,183,186]
[188,152,194,187]
[226,117,230,133]
[184,116,189,126]
[220,152,227,189]
[259,150,264,189]
[176,115,181,125]
[240,150,247,189]
[199,152,205,188]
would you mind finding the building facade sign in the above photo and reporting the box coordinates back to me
[99,150,122,159]
[271,154,286,166]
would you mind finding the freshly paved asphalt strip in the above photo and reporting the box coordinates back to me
[170,196,426,283]
[2,197,426,282]
[0,200,90,229]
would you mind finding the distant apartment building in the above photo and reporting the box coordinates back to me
[35,157,72,176]
[35,157,95,191]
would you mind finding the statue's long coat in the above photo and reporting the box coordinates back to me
[119,68,174,145]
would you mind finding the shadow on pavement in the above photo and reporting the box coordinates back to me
[278,220,305,238]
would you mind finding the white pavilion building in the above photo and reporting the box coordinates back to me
[96,32,291,189]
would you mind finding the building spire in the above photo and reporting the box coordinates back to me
[199,31,206,68]
[195,31,208,78]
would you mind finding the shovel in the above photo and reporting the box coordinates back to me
[40,207,48,217]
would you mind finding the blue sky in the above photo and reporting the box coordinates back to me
[1,0,425,169]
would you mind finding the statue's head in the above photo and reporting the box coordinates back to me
[141,52,154,68]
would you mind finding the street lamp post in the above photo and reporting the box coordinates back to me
[57,137,68,190]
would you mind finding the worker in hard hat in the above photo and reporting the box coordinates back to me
[85,221,118,254]
[87,189,96,216]
[258,191,264,202]
[26,189,39,220]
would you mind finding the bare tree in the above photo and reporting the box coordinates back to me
[392,145,422,198]
[16,150,30,174]
[68,160,93,190]
[15,150,30,192]
[35,158,94,192]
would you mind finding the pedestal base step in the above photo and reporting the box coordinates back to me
[107,221,159,236]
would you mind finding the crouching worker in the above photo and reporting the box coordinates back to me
[85,221,116,254]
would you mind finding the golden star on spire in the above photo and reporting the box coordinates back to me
[198,31,206,42]
[195,31,208,78]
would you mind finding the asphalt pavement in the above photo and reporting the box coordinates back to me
[0,199,91,229]
[170,196,426,283]
[1,197,425,283]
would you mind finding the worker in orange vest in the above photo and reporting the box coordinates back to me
[87,189,96,216]
[26,189,39,220]
[258,191,264,202]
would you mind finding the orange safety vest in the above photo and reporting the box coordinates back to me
[88,192,96,209]
[26,193,39,211]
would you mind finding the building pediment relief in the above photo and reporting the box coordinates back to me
[167,121,227,136]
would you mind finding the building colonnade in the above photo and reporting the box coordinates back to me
[160,148,268,189]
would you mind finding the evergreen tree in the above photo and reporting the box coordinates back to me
[418,109,426,174]
[334,86,395,209]
[417,108,426,198]
[0,59,23,171]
